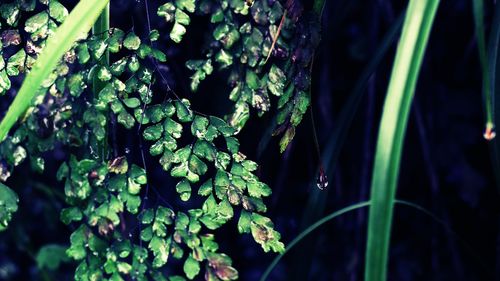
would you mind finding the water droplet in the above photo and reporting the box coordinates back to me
[484,124,496,141]
[316,167,328,190]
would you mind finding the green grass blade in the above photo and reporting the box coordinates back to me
[0,0,110,142]
[260,201,371,281]
[472,0,495,139]
[364,1,440,281]
[489,1,500,191]
[260,199,485,280]
[491,3,500,106]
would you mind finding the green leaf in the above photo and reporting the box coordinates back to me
[49,1,69,23]
[123,97,141,108]
[183,254,200,280]
[250,214,284,253]
[108,156,129,174]
[66,225,87,260]
[124,33,141,50]
[144,123,164,141]
[149,236,171,268]
[364,1,440,280]
[175,100,194,122]
[60,207,83,225]
[246,70,260,90]
[170,22,186,43]
[175,9,190,25]
[6,49,26,76]
[193,140,216,161]
[176,0,196,13]
[247,181,271,198]
[189,155,208,176]
[158,3,176,22]
[130,164,147,184]
[165,118,183,138]
[191,116,209,138]
[213,24,229,41]
[36,244,70,270]
[176,179,192,201]
[237,210,251,234]
[0,183,18,231]
[68,73,86,97]
[0,3,20,26]
[267,65,286,96]
[24,11,49,34]
[0,70,11,94]
[225,137,240,154]
[0,0,111,142]
[97,66,112,81]
[279,126,295,153]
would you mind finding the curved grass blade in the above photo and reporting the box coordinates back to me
[260,200,487,280]
[0,0,111,142]
[260,201,371,281]
[473,0,495,140]
[364,1,440,281]
[286,13,405,280]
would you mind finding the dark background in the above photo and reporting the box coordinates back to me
[0,0,499,280]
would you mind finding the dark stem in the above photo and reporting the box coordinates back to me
[92,4,110,159]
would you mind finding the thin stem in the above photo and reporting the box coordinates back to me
[92,3,110,159]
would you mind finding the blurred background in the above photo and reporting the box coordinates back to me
[0,0,499,280]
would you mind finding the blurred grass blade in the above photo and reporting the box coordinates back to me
[491,3,500,104]
[473,0,495,139]
[0,0,110,142]
[364,1,440,281]
[260,201,371,281]
[489,1,500,191]
[261,200,484,280]
[322,11,404,180]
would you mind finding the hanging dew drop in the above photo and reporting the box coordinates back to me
[484,124,496,141]
[316,167,328,190]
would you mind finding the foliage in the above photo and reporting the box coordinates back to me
[0,0,324,279]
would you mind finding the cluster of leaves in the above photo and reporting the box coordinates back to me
[174,0,320,151]
[0,0,296,280]
[0,0,73,181]
[0,0,69,94]
[139,99,284,253]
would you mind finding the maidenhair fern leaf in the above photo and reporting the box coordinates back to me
[0,183,18,231]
